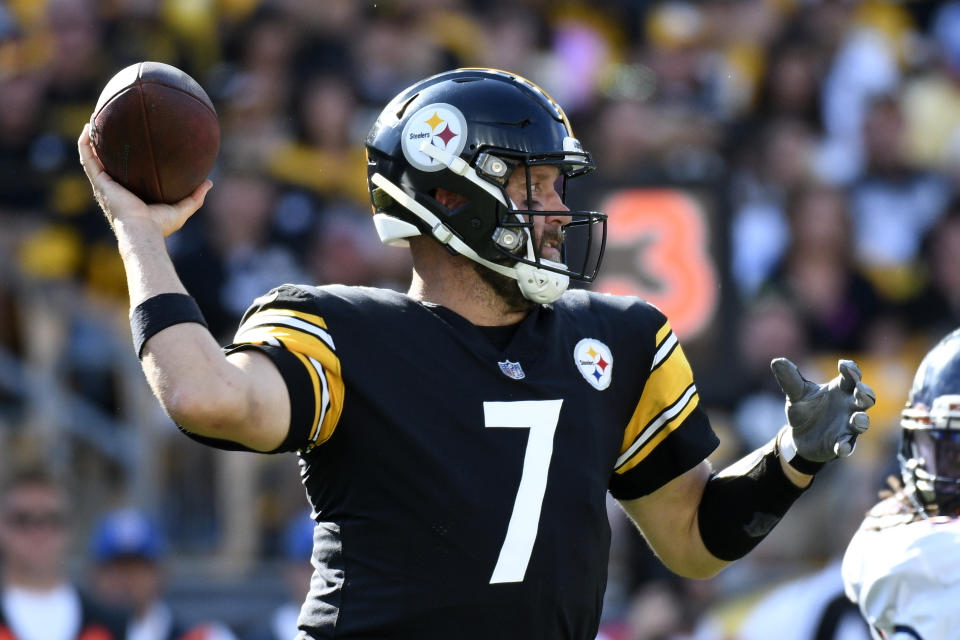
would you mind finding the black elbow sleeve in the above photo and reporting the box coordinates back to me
[697,438,808,561]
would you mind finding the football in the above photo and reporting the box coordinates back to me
[90,61,220,204]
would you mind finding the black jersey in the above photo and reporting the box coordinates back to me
[217,284,717,639]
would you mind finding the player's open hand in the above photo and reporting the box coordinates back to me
[78,123,211,238]
[771,358,875,462]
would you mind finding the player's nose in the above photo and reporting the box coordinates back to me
[543,184,570,220]
[545,199,571,226]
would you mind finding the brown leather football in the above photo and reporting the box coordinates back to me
[90,61,220,204]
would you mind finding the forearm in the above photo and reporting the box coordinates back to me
[114,217,242,434]
[114,217,189,303]
[647,450,810,577]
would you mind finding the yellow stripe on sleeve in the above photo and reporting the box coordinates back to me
[616,392,699,474]
[655,320,671,346]
[234,325,345,446]
[622,342,695,445]
[234,309,334,351]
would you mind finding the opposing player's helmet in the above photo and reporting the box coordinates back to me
[900,328,960,516]
[364,68,606,303]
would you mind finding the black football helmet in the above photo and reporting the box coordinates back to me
[364,68,606,303]
[900,328,960,517]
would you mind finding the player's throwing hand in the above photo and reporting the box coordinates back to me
[78,123,211,238]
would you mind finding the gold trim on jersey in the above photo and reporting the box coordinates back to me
[655,321,672,347]
[615,323,699,473]
[234,319,344,449]
[616,385,699,472]
[235,309,335,351]
[290,351,333,448]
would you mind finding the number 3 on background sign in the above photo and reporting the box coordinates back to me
[595,188,718,339]
[484,399,563,584]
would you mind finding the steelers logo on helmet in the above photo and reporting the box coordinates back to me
[401,103,468,172]
[574,338,614,391]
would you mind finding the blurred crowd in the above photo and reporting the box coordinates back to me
[2,0,960,637]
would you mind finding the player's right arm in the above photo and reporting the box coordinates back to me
[78,124,291,452]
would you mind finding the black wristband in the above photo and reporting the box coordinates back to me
[130,293,208,359]
[776,427,827,475]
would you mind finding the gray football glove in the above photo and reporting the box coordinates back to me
[771,358,875,464]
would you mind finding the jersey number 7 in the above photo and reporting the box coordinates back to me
[484,399,563,584]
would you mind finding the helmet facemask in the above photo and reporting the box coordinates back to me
[474,149,606,289]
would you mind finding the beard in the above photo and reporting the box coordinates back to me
[472,260,536,314]
[472,225,565,313]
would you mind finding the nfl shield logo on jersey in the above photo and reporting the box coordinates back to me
[574,338,613,390]
[498,360,526,380]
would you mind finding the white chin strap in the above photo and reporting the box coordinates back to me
[370,171,569,304]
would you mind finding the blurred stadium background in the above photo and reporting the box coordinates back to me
[1,0,959,636]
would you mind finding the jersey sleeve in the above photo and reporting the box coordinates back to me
[608,315,718,500]
[220,285,346,453]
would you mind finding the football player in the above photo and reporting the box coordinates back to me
[842,328,960,640]
[79,68,875,639]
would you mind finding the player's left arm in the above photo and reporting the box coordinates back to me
[619,358,875,579]
[617,455,818,578]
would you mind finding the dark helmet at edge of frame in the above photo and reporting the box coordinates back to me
[900,327,960,517]
[364,68,607,304]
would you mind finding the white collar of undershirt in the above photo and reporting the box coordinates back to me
[129,601,174,640]
[2,583,81,640]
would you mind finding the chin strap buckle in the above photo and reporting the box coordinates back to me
[432,222,453,244]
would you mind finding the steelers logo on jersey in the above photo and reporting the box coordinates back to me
[574,338,613,390]
[401,103,468,172]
